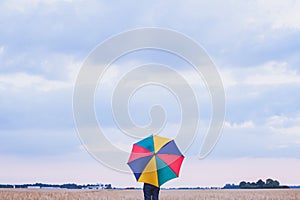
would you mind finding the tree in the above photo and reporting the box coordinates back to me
[266,178,280,188]
[105,184,112,189]
[239,181,247,188]
[256,179,265,188]
[273,180,280,187]
[266,178,274,186]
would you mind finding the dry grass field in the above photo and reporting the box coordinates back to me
[0,188,299,200]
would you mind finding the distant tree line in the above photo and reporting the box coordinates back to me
[0,183,113,189]
[223,178,289,189]
[0,184,14,188]
[239,178,289,189]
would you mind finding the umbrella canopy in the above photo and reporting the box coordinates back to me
[127,135,184,187]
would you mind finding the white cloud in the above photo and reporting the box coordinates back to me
[97,62,209,95]
[0,53,81,91]
[219,68,238,89]
[222,61,300,92]
[1,0,73,13]
[0,46,4,55]
[0,72,72,91]
[266,115,300,135]
[271,126,300,136]
[224,120,255,129]
[227,1,300,30]
[98,64,122,89]
[257,0,300,29]
[266,115,290,128]
[244,61,300,86]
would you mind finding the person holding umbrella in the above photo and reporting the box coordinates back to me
[143,182,160,200]
[127,135,184,200]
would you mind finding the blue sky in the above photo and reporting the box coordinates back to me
[1,0,300,187]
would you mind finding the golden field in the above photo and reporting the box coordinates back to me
[1,188,300,200]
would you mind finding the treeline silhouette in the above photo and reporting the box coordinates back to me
[0,183,112,189]
[223,178,289,189]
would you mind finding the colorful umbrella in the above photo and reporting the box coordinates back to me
[127,135,184,187]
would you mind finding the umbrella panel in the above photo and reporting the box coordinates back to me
[155,156,177,186]
[156,154,184,176]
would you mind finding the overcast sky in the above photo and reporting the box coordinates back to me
[1,0,300,187]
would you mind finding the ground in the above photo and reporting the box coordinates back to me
[0,188,299,200]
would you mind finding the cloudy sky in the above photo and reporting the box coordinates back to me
[1,0,300,187]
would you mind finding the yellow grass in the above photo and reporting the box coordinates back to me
[0,188,300,200]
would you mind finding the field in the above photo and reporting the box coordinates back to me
[1,188,300,200]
